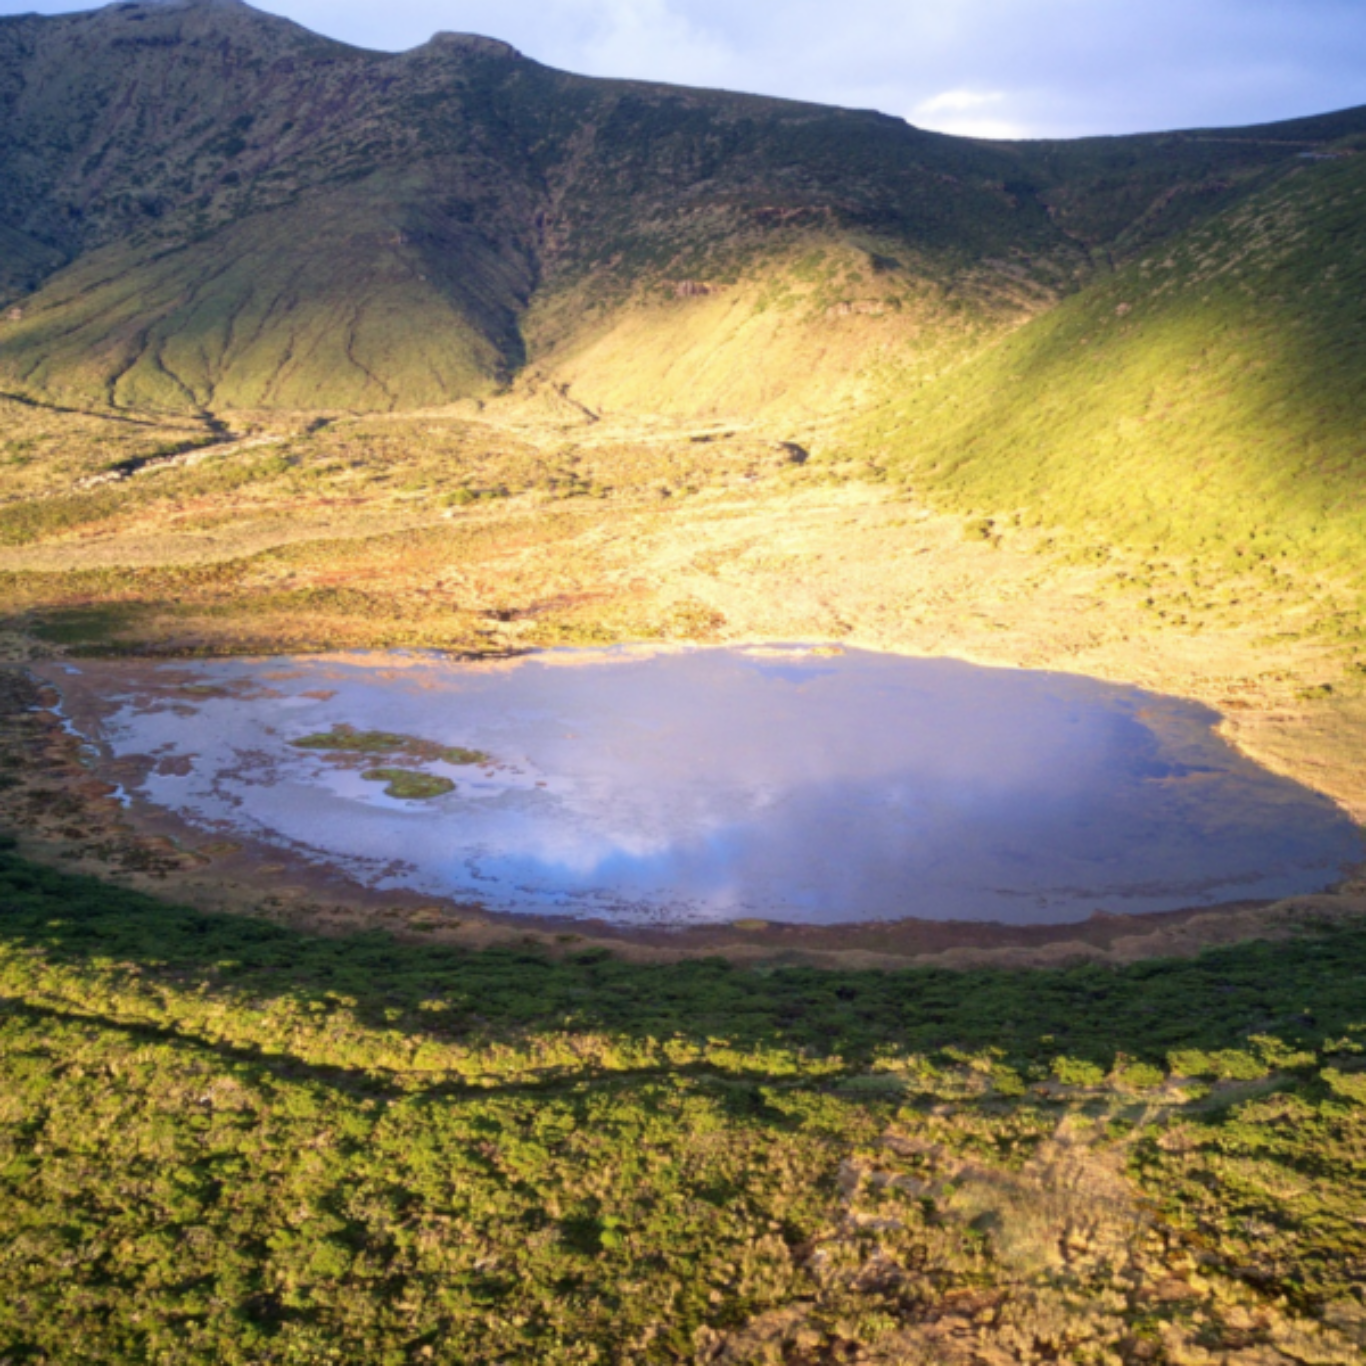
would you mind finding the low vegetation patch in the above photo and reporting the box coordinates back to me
[1,844,1364,1360]
[291,726,490,767]
[360,767,456,799]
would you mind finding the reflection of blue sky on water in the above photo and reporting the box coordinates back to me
[78,646,1364,926]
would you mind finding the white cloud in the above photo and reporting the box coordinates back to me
[918,114,1033,140]
[915,89,1008,116]
[910,88,1030,139]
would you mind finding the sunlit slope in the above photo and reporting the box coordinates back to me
[0,190,531,411]
[0,0,1363,416]
[854,153,1366,586]
[523,238,1065,423]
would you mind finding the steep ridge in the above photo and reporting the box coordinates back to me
[850,147,1366,598]
[1,0,1358,417]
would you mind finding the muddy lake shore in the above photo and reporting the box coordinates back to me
[7,650,1363,971]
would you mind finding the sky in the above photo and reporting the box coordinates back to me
[5,0,1366,139]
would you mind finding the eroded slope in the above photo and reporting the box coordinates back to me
[3,0,1359,419]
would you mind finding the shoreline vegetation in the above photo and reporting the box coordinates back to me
[2,837,1365,1360]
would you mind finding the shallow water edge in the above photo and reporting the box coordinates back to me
[3,657,1362,968]
[39,644,1365,931]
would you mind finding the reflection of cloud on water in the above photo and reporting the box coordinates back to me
[459,809,684,876]
[71,646,1366,927]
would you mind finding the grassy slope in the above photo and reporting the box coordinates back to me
[846,150,1366,637]
[522,239,1037,424]
[0,189,527,411]
[1,844,1364,1360]
[7,2,1357,420]
[0,4,540,411]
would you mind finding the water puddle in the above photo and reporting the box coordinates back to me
[55,646,1363,926]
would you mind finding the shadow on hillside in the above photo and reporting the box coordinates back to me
[2,843,1364,1103]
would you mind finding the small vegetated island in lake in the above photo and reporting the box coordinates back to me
[289,727,491,799]
[0,1,1365,1361]
[290,727,491,769]
[359,768,456,799]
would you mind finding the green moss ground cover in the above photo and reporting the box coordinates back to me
[360,768,457,800]
[2,842,1364,1360]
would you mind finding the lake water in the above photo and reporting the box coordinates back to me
[62,646,1362,926]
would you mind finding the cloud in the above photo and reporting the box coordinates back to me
[4,0,1366,138]
[910,89,1030,140]
[495,0,742,88]
[915,90,1009,117]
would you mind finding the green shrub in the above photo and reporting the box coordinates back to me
[1113,1060,1165,1091]
[1052,1056,1106,1087]
[1321,1067,1366,1103]
[990,1064,1027,1096]
[1168,1048,1268,1081]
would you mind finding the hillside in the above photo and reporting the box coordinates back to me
[1,0,1362,420]
[849,147,1366,607]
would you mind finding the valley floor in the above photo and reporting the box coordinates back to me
[2,397,1364,952]
[2,400,1365,1363]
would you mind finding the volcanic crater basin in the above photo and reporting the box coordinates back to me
[50,645,1364,927]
